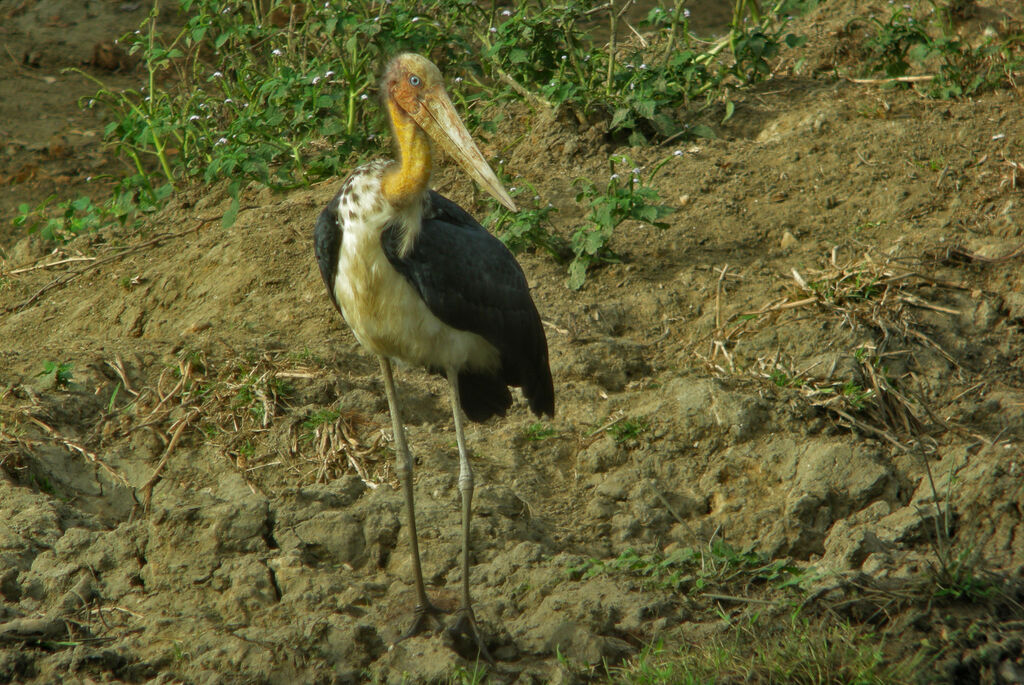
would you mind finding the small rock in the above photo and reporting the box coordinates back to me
[781,230,797,249]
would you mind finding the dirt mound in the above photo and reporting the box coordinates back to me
[3,0,1024,682]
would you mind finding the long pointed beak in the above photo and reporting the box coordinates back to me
[409,87,517,212]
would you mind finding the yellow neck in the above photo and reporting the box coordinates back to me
[381,99,431,208]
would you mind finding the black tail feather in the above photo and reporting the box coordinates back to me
[458,371,513,423]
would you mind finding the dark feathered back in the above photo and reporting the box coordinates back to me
[382,191,554,422]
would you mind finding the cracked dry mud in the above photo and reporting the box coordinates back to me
[2,0,1024,683]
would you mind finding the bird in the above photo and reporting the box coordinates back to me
[313,53,554,656]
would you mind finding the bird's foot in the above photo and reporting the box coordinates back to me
[396,601,447,643]
[446,606,494,664]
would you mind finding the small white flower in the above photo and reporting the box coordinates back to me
[324,70,335,78]
[673,149,683,156]
[222,7,229,13]
[272,48,282,56]
[454,76,463,83]
[631,167,641,174]
[501,9,511,16]
[189,114,200,121]
[510,187,517,192]
[561,55,567,61]
[242,102,249,108]
[411,16,419,22]
[224,98,232,104]
[87,99,95,107]
[684,8,690,17]
[360,93,368,100]
[86,176,92,182]
[312,76,321,84]
[610,173,619,180]
[212,71,223,78]
[533,195,540,201]
[639,63,647,69]
[489,26,497,32]
[199,102,207,109]
[216,137,228,146]
[629,83,635,90]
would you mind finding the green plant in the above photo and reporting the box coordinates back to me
[448,661,488,685]
[727,0,807,84]
[13,195,132,243]
[568,155,674,290]
[858,6,1024,98]
[607,417,649,444]
[572,543,805,593]
[525,422,558,441]
[40,0,813,249]
[929,546,996,602]
[484,184,564,259]
[37,361,74,390]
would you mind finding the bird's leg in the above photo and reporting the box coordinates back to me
[379,356,442,639]
[445,369,493,663]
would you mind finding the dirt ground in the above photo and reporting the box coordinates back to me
[2,0,1024,683]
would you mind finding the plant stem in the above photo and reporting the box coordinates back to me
[606,1,618,95]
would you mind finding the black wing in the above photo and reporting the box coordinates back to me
[383,190,554,422]
[314,203,343,315]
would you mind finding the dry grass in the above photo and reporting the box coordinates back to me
[0,347,390,508]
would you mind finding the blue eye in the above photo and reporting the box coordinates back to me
[409,75,421,87]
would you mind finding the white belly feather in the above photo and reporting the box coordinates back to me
[331,166,499,373]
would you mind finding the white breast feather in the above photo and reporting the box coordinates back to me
[331,164,499,374]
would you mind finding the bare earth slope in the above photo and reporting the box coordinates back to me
[2,1,1024,682]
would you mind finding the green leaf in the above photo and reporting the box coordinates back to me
[907,43,934,63]
[627,130,648,146]
[610,107,631,130]
[567,259,588,290]
[634,98,656,119]
[785,33,807,48]
[222,180,241,229]
[689,124,717,139]
[722,100,735,124]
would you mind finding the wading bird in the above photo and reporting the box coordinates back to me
[313,54,554,654]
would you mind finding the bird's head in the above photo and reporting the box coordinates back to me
[383,53,516,212]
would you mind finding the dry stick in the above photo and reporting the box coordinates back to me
[5,223,205,313]
[27,416,129,486]
[493,66,553,111]
[946,243,1024,264]
[831,408,909,453]
[138,409,199,512]
[8,256,97,275]
[606,0,618,93]
[649,484,696,538]
[847,75,936,84]
[703,592,778,605]
[144,364,189,421]
[105,356,140,397]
